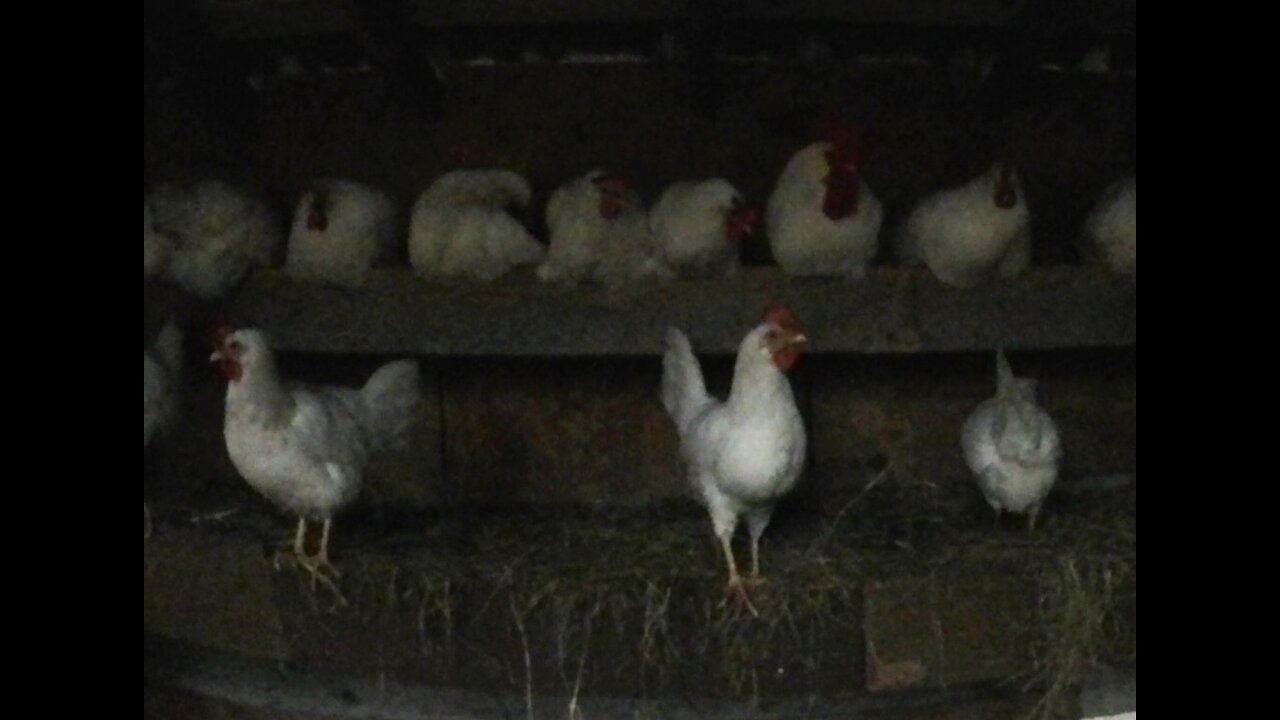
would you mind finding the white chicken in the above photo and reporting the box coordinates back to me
[147,180,281,299]
[650,178,756,279]
[144,321,183,538]
[961,350,1062,534]
[210,325,422,581]
[285,180,397,287]
[661,304,808,613]
[540,170,672,289]
[408,169,545,282]
[1082,176,1135,275]
[766,123,884,278]
[897,163,1031,287]
[144,200,172,279]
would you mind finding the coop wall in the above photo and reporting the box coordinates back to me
[144,51,1135,514]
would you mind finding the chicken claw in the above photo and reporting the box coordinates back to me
[273,549,347,606]
[720,575,762,617]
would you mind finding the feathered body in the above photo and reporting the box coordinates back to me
[1082,176,1136,275]
[650,178,752,279]
[215,328,422,522]
[961,350,1061,533]
[540,170,671,288]
[408,170,545,282]
[144,200,172,279]
[766,141,884,278]
[147,181,281,299]
[661,306,808,603]
[897,163,1030,287]
[285,180,397,287]
[144,322,183,447]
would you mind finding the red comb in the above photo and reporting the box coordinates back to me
[209,321,235,348]
[762,303,800,330]
[811,117,863,167]
[592,172,627,191]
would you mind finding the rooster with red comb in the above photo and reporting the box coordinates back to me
[661,304,808,615]
[766,119,883,278]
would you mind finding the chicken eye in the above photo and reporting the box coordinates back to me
[229,341,245,353]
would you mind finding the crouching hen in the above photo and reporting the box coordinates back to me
[211,325,422,582]
[897,163,1030,287]
[661,305,808,613]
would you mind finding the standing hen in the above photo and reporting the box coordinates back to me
[661,305,808,613]
[540,170,671,289]
[650,178,755,279]
[285,180,397,287]
[961,350,1061,534]
[766,123,883,278]
[408,170,545,282]
[211,326,422,581]
[897,163,1031,287]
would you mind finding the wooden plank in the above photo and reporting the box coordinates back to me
[863,573,1038,691]
[198,0,1137,39]
[223,267,1135,356]
[144,525,289,662]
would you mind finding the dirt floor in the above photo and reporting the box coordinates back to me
[144,472,1134,717]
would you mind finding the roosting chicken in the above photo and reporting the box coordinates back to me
[147,180,281,299]
[650,178,755,279]
[285,180,397,287]
[144,321,183,538]
[211,325,422,585]
[896,163,1030,287]
[1082,176,1135,276]
[766,122,883,278]
[961,350,1061,534]
[408,169,545,282]
[661,305,808,614]
[540,170,672,289]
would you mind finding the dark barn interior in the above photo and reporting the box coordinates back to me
[143,1,1136,718]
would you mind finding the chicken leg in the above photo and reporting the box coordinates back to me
[275,518,343,582]
[745,506,773,584]
[718,533,760,617]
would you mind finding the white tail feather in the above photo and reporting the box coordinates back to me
[362,360,423,452]
[661,327,711,434]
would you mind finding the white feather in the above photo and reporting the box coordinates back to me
[897,164,1030,287]
[220,329,422,521]
[408,170,544,282]
[650,178,744,279]
[766,142,883,278]
[661,322,806,561]
[540,170,668,288]
[149,181,281,299]
[285,180,397,287]
[961,351,1061,528]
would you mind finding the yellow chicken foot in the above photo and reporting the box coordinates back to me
[716,535,760,617]
[273,518,346,605]
[296,518,342,580]
[748,534,770,585]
